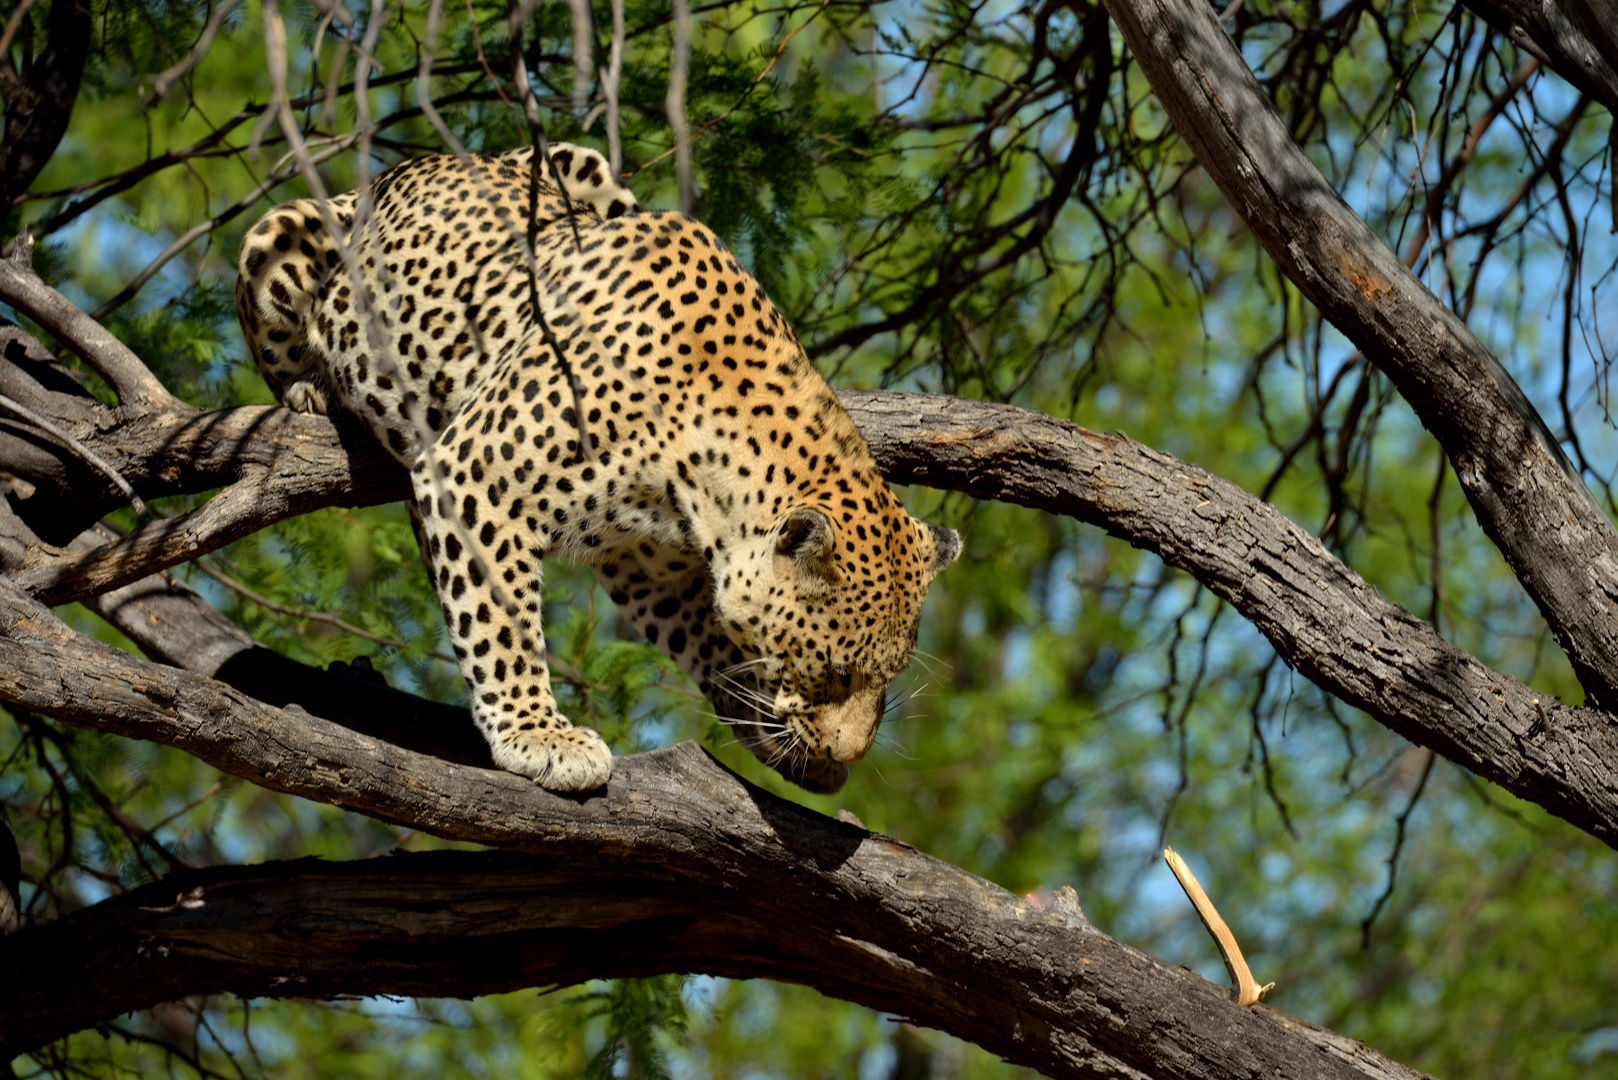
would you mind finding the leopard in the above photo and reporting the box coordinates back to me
[236,143,958,794]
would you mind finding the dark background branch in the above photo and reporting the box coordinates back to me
[0,0,92,229]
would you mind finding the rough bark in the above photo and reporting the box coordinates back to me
[1461,0,1618,114]
[0,582,1427,1080]
[0,399,406,594]
[1102,0,1618,711]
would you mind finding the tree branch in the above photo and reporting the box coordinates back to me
[0,583,1428,1080]
[845,391,1618,847]
[1460,0,1618,115]
[7,334,1618,845]
[0,252,177,409]
[1101,0,1618,710]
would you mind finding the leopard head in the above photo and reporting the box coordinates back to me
[711,502,959,793]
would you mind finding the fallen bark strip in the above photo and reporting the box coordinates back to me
[0,585,1426,1080]
[1101,0,1618,711]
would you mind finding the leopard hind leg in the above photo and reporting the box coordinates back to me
[235,193,359,413]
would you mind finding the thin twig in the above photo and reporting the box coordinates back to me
[605,0,625,175]
[190,557,458,665]
[567,0,592,114]
[0,0,38,57]
[634,0,824,178]
[89,136,357,322]
[142,0,245,105]
[462,0,513,107]
[418,0,471,156]
[508,0,593,458]
[666,0,694,212]
[200,550,609,691]
[1360,749,1437,947]
[0,392,148,519]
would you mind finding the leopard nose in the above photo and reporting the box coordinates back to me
[827,724,872,763]
[825,695,881,763]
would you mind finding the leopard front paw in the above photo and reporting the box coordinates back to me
[283,380,329,415]
[490,722,613,791]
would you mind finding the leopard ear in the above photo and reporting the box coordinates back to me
[917,520,960,580]
[778,507,840,587]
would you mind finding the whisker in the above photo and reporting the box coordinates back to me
[882,682,934,721]
[875,733,914,760]
[712,672,773,699]
[716,694,774,715]
[700,709,787,732]
[721,694,779,717]
[716,656,771,677]
[710,668,775,704]
[766,731,803,770]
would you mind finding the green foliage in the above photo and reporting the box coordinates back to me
[105,281,242,405]
[553,976,691,1080]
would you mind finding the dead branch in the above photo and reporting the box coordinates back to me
[0,252,177,409]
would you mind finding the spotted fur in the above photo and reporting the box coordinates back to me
[236,143,958,793]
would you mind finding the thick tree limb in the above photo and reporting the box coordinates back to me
[1461,0,1618,114]
[0,583,1427,1080]
[13,376,1618,847]
[19,464,345,604]
[1102,0,1618,710]
[2,400,406,587]
[845,392,1618,847]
